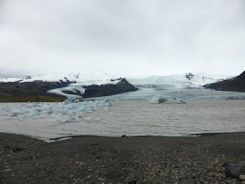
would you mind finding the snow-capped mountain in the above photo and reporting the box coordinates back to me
[0,72,228,87]
[204,70,245,92]
[48,77,137,98]
[0,72,232,102]
[0,72,119,85]
[128,73,226,88]
[0,72,137,101]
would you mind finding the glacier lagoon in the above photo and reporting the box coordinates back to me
[1,86,245,142]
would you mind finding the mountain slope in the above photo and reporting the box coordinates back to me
[0,75,137,102]
[204,71,245,92]
[82,78,137,98]
[0,81,71,102]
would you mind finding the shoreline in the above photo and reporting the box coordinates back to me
[45,131,245,142]
[1,132,245,183]
[1,100,245,142]
[2,130,245,143]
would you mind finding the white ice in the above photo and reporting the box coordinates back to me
[0,72,120,85]
[1,72,245,142]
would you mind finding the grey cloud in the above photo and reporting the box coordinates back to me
[0,0,244,77]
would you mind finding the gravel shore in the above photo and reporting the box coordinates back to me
[1,132,245,184]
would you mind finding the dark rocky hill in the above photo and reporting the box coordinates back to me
[204,71,245,92]
[0,81,71,102]
[0,78,137,102]
[82,78,137,98]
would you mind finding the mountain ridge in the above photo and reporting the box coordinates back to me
[204,71,245,92]
[0,76,137,102]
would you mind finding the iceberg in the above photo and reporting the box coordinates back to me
[0,98,112,123]
[149,95,186,104]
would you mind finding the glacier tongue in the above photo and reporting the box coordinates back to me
[128,73,228,88]
[48,84,85,98]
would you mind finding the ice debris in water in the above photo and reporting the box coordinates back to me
[0,97,112,123]
[1,87,245,123]
[150,95,186,104]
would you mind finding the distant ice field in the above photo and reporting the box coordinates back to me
[1,87,245,142]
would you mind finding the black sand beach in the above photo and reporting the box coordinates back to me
[1,133,245,184]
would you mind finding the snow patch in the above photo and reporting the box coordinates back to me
[0,77,22,82]
[0,72,121,85]
[128,73,229,88]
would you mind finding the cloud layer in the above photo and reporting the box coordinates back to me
[0,0,245,77]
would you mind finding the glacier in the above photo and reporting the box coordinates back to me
[1,73,245,142]
[1,72,245,123]
[1,86,245,123]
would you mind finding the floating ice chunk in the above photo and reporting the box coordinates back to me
[104,106,109,111]
[0,98,112,123]
[11,112,19,117]
[150,95,186,104]
[225,96,245,100]
[83,116,92,122]
[63,96,82,104]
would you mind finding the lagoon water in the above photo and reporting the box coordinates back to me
[1,87,245,142]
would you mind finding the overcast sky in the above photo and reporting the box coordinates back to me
[0,0,244,77]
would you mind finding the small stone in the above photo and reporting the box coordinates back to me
[223,162,241,178]
[128,180,137,184]
[240,174,245,181]
[3,168,11,172]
